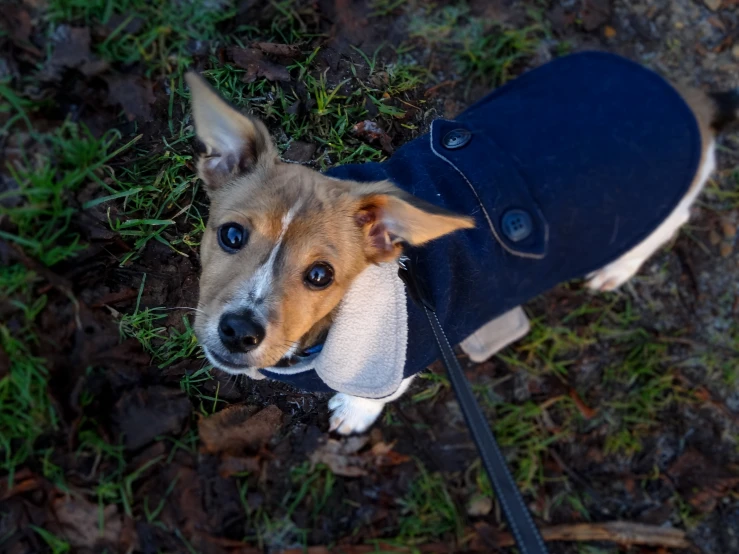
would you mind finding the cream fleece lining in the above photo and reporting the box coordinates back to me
[263,262,408,399]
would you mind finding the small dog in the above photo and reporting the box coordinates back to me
[187,52,738,435]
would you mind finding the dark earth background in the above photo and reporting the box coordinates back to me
[1,0,739,553]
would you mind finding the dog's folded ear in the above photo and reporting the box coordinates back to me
[354,182,475,262]
[185,72,275,191]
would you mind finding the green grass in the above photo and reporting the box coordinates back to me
[498,314,596,377]
[48,0,237,76]
[0,121,137,266]
[29,526,71,554]
[393,463,462,543]
[601,336,692,456]
[0,265,56,485]
[408,3,547,89]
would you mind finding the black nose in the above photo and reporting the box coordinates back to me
[218,312,265,353]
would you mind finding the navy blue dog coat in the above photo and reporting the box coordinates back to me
[260,51,702,396]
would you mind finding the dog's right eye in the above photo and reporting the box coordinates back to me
[217,223,247,253]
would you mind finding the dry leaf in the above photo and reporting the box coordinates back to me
[251,42,301,58]
[229,47,291,82]
[105,75,156,122]
[668,450,739,512]
[199,404,283,455]
[113,386,192,451]
[53,495,136,550]
[310,437,409,477]
[352,120,394,153]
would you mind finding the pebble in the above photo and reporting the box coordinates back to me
[604,26,617,38]
[704,0,722,11]
[721,219,737,239]
[720,242,733,258]
[733,44,739,61]
[467,495,493,516]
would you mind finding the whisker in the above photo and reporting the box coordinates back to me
[156,306,208,318]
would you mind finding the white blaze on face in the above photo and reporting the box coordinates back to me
[237,202,301,321]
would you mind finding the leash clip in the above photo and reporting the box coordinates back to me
[397,254,435,311]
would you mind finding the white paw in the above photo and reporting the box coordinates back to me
[586,258,644,292]
[328,393,385,435]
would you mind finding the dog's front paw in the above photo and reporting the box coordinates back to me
[586,258,643,292]
[328,393,385,435]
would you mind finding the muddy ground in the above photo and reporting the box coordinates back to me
[1,0,738,553]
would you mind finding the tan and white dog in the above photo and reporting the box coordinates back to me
[185,56,737,435]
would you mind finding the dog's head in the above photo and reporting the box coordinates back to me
[186,72,474,374]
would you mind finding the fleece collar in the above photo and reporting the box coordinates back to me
[260,262,408,399]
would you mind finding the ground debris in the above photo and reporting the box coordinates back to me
[580,0,612,31]
[667,450,739,512]
[250,42,301,58]
[113,386,192,450]
[309,436,410,477]
[228,46,292,82]
[283,141,317,163]
[198,404,284,455]
[105,74,157,122]
[352,120,394,153]
[472,520,690,549]
[43,25,109,79]
[1,5,42,58]
[52,494,138,551]
[218,454,262,478]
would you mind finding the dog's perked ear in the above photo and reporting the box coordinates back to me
[185,72,275,191]
[354,183,475,263]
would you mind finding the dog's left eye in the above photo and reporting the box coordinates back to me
[304,262,334,289]
[217,223,247,253]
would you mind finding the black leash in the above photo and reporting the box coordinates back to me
[398,255,549,554]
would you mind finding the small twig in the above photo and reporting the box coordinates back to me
[656,334,739,356]
[424,80,459,97]
[278,521,689,553]
[493,521,689,549]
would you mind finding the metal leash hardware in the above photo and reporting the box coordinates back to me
[397,254,549,554]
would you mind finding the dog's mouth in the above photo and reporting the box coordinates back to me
[203,333,328,373]
[203,347,253,372]
[271,341,325,368]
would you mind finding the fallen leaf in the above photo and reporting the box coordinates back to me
[53,495,136,550]
[283,141,317,163]
[1,6,42,57]
[720,218,737,239]
[198,404,283,455]
[218,454,261,478]
[352,120,394,153]
[467,495,493,517]
[1,468,41,500]
[44,25,109,79]
[569,387,597,419]
[704,0,722,11]
[310,437,409,477]
[105,75,156,122]
[113,386,192,450]
[310,437,370,477]
[580,0,611,31]
[251,42,301,58]
[229,47,291,82]
[667,450,739,512]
